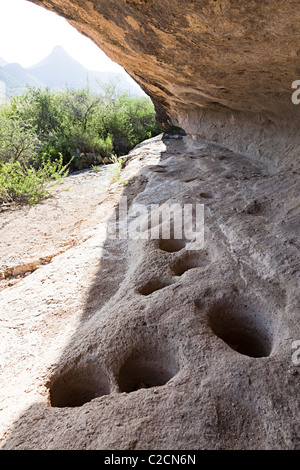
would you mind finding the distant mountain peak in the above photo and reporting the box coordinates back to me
[4,63,25,72]
[29,45,82,70]
[52,45,66,54]
[50,45,70,58]
[1,46,145,99]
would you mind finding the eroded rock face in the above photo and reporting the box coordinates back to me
[0,133,299,450]
[29,0,300,169]
[1,1,298,450]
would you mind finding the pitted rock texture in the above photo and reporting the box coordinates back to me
[0,133,299,450]
[29,0,300,169]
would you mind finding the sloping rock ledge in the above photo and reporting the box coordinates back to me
[0,133,299,450]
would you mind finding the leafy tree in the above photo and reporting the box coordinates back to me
[0,83,162,204]
[0,114,40,166]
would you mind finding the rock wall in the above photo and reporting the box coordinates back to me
[0,133,299,449]
[0,0,298,450]
[29,0,300,169]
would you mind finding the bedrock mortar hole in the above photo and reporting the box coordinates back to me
[158,238,187,253]
[48,361,110,408]
[172,251,210,276]
[207,301,273,358]
[200,192,214,199]
[137,279,173,296]
[118,348,179,393]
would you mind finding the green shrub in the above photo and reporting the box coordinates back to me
[0,84,162,205]
[108,154,127,184]
[1,85,162,164]
[0,115,40,166]
[0,154,70,205]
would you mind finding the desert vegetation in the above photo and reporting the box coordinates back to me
[0,84,162,205]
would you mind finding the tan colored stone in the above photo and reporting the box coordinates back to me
[0,134,299,449]
[1,1,299,450]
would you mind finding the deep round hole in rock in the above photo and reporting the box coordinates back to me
[207,302,273,358]
[158,238,187,253]
[49,362,110,408]
[137,279,172,296]
[172,251,210,276]
[118,349,179,393]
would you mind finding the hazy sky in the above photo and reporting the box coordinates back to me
[0,0,125,73]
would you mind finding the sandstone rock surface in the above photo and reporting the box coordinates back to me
[1,0,299,450]
[0,133,299,449]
